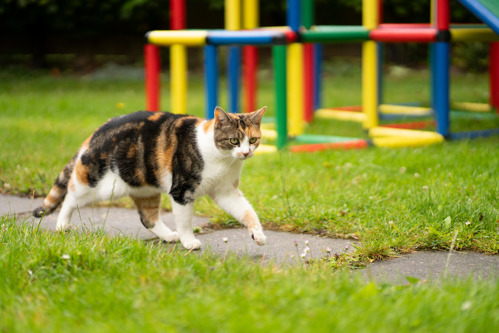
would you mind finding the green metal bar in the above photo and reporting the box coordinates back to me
[301,0,314,29]
[301,26,370,42]
[273,45,287,149]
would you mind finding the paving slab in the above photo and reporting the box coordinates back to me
[196,228,353,265]
[2,194,498,283]
[0,194,207,240]
[364,251,499,284]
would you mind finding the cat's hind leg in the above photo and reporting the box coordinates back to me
[56,188,92,232]
[170,199,201,250]
[131,194,179,243]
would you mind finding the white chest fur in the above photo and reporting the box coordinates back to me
[194,124,243,197]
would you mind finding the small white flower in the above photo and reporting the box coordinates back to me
[399,167,407,174]
[465,221,471,226]
[301,246,310,258]
[461,301,473,311]
[326,247,332,253]
[28,270,33,276]
[414,173,421,178]
[423,186,429,192]
[304,240,309,246]
[222,237,228,243]
[61,254,70,260]
[345,244,350,251]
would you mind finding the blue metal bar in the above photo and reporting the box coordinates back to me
[206,31,285,45]
[457,0,499,35]
[287,0,300,32]
[313,43,322,110]
[430,43,437,116]
[204,45,218,119]
[433,41,450,137]
[377,43,384,106]
[450,128,499,140]
[227,46,241,113]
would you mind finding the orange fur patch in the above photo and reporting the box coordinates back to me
[131,195,161,227]
[75,160,89,185]
[242,209,259,229]
[155,130,175,175]
[127,144,137,159]
[147,112,162,122]
[203,119,214,133]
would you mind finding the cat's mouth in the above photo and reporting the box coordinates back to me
[235,153,253,160]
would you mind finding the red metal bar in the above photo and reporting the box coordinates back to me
[303,43,314,122]
[436,0,450,30]
[243,46,258,113]
[284,30,298,43]
[290,140,369,153]
[145,44,161,111]
[370,28,437,42]
[170,0,186,30]
[490,42,499,112]
[379,23,432,29]
[381,120,436,130]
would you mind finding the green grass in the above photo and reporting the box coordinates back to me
[1,216,499,332]
[1,66,499,331]
[0,66,498,262]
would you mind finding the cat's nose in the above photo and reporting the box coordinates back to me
[243,152,250,157]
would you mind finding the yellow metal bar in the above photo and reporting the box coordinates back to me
[451,101,492,112]
[379,104,432,115]
[170,44,187,114]
[315,109,366,122]
[255,144,278,154]
[225,0,241,31]
[287,43,304,136]
[261,129,277,140]
[372,135,444,148]
[243,0,259,29]
[451,28,499,42]
[147,31,208,46]
[362,0,378,29]
[362,40,378,129]
[369,127,443,138]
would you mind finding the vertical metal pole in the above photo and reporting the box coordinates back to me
[204,45,219,119]
[273,45,288,149]
[145,44,161,111]
[434,41,450,137]
[228,46,241,113]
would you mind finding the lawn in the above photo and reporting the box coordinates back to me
[0,65,498,332]
[1,216,499,332]
[1,65,498,259]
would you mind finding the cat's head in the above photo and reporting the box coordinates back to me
[213,106,266,160]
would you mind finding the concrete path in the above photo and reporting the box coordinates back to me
[2,194,498,283]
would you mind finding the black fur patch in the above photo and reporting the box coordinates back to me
[169,117,204,205]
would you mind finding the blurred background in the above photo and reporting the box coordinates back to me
[0,0,487,74]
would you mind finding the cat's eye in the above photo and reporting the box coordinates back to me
[229,138,240,145]
[249,137,258,144]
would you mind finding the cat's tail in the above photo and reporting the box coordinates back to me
[33,157,76,218]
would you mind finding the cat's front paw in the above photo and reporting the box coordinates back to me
[56,223,71,232]
[250,227,266,246]
[163,231,180,243]
[181,238,202,250]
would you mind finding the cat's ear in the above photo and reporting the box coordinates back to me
[214,106,232,128]
[249,106,266,127]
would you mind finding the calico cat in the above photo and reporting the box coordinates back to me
[33,106,267,250]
